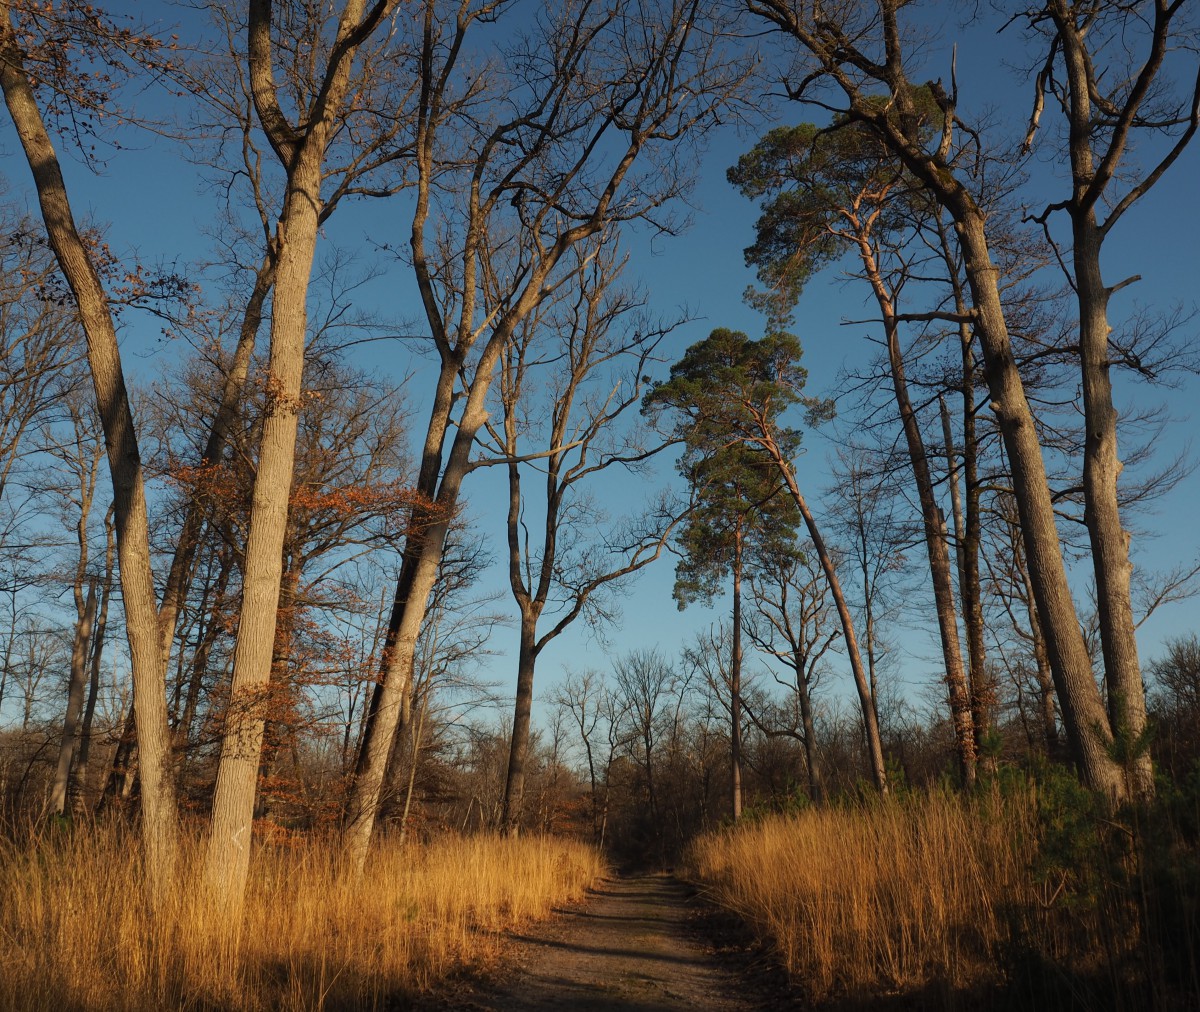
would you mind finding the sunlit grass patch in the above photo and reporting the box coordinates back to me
[0,822,603,1010]
[684,782,1192,1009]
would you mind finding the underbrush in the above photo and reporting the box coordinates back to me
[685,770,1200,1010]
[0,822,604,1010]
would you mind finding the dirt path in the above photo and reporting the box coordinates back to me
[437,874,772,1011]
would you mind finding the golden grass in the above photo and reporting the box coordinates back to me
[0,823,604,1011]
[685,788,1066,1004]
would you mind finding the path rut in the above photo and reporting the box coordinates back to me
[438,874,769,1011]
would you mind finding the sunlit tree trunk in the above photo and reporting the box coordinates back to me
[0,8,178,893]
[204,0,390,923]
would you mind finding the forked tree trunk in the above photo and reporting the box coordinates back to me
[1047,0,1189,802]
[204,0,381,922]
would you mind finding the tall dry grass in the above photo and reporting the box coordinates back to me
[685,785,1168,1008]
[0,822,603,1011]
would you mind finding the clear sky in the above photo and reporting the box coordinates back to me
[3,1,1198,730]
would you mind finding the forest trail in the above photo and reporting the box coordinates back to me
[437,873,772,1011]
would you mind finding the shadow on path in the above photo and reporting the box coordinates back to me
[424,873,774,1011]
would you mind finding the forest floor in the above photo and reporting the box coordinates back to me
[421,873,786,1011]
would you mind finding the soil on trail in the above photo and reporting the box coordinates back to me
[438,874,775,1011]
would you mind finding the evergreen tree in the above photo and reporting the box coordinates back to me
[645,329,808,818]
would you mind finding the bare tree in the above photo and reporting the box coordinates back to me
[551,669,631,846]
[827,442,907,722]
[0,1,183,892]
[481,236,681,834]
[613,648,678,827]
[44,392,105,818]
[745,546,839,804]
[0,220,77,524]
[201,0,406,921]
[1016,0,1200,793]
[345,0,750,870]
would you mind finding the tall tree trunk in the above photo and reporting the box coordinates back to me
[954,309,992,763]
[344,431,476,871]
[857,233,975,785]
[1073,215,1151,791]
[1047,0,1189,802]
[950,212,1122,792]
[502,618,541,837]
[811,215,968,784]
[50,582,96,817]
[794,662,824,804]
[0,10,178,893]
[937,211,993,764]
[731,528,744,820]
[203,0,383,918]
[204,164,323,918]
[71,522,114,819]
[346,255,537,870]
[766,445,887,793]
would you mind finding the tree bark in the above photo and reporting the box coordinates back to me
[1052,0,1157,794]
[954,209,1121,794]
[204,0,381,922]
[855,232,976,785]
[766,444,887,793]
[50,583,96,817]
[731,526,744,820]
[0,8,178,893]
[501,617,541,837]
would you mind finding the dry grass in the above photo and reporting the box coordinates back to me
[0,822,604,1011]
[685,787,1122,1006]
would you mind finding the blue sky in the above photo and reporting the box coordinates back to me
[3,0,1198,729]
